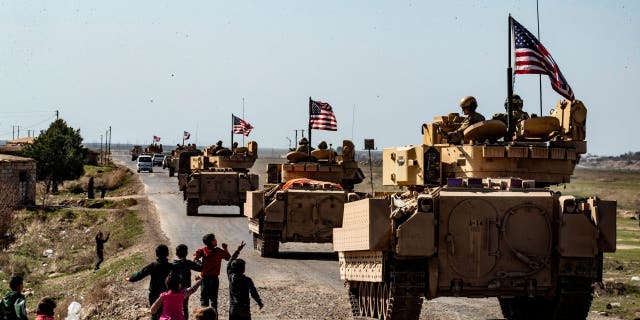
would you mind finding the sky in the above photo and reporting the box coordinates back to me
[0,1,638,156]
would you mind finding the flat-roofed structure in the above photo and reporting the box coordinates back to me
[0,154,36,206]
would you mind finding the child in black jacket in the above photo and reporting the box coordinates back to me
[227,241,263,320]
[126,244,173,320]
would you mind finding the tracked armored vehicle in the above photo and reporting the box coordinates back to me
[183,141,259,216]
[245,140,365,257]
[167,144,199,177]
[144,143,163,154]
[333,99,617,320]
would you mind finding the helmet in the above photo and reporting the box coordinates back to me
[504,94,523,110]
[299,137,309,145]
[460,96,477,111]
[216,140,223,146]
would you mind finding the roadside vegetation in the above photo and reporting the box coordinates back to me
[0,161,152,319]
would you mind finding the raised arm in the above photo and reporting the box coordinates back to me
[150,295,164,314]
[184,277,203,297]
[230,241,246,263]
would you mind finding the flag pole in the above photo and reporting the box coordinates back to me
[536,0,543,116]
[242,98,245,146]
[308,97,312,157]
[231,114,234,150]
[507,14,514,140]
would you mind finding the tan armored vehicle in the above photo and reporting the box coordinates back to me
[130,145,142,161]
[245,140,365,257]
[183,141,259,216]
[333,99,616,320]
[144,143,163,154]
[166,144,199,177]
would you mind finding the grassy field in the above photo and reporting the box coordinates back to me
[0,164,148,319]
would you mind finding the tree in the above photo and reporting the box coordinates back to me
[21,119,85,193]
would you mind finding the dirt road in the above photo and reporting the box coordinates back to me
[116,152,607,320]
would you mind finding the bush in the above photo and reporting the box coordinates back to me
[102,167,129,190]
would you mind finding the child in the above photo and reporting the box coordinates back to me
[227,241,263,320]
[172,244,202,319]
[193,307,217,320]
[150,272,202,320]
[1,275,28,320]
[127,244,173,320]
[95,230,110,270]
[35,297,56,320]
[194,233,230,309]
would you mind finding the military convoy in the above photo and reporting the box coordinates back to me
[182,141,259,216]
[332,99,616,320]
[244,140,365,257]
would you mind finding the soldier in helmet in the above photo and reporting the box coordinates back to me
[493,94,530,124]
[447,96,485,143]
[209,140,224,154]
[295,137,314,154]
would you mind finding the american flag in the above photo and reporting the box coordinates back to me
[153,135,161,142]
[512,17,575,101]
[310,99,337,131]
[232,115,254,136]
[183,131,191,140]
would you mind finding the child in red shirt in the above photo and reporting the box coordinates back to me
[194,233,230,309]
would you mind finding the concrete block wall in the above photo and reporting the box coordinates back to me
[0,158,36,205]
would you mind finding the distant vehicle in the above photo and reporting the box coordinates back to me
[152,154,165,166]
[131,145,142,161]
[162,155,171,169]
[183,141,259,216]
[136,155,153,173]
[245,140,365,257]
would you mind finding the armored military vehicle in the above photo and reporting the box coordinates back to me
[183,141,259,216]
[245,140,365,257]
[130,145,142,161]
[166,144,199,177]
[333,99,616,320]
[144,143,163,154]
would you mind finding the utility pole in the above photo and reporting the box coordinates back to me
[55,110,59,120]
[108,126,112,164]
[100,134,103,166]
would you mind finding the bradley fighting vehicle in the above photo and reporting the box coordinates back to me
[332,99,617,320]
[166,144,200,177]
[183,141,259,216]
[245,140,365,257]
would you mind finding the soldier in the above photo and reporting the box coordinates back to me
[295,138,313,154]
[493,94,530,124]
[209,141,224,154]
[447,96,485,143]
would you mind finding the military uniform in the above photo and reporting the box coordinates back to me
[457,111,486,133]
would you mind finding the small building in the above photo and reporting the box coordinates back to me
[0,154,36,205]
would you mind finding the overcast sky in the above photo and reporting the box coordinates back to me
[0,1,637,156]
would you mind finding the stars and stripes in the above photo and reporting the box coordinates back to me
[232,115,254,136]
[153,135,161,142]
[512,17,575,101]
[309,99,337,131]
[183,131,191,140]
